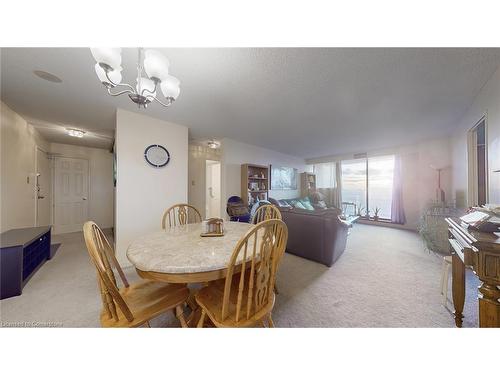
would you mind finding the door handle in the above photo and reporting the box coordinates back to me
[82,197,87,200]
[38,196,45,199]
[208,187,215,198]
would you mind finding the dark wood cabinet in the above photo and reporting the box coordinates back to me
[0,226,52,300]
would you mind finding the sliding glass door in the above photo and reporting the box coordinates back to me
[341,159,367,214]
[341,155,395,220]
[367,155,395,219]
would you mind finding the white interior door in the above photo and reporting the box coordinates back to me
[35,147,51,226]
[54,157,89,234]
[206,160,221,218]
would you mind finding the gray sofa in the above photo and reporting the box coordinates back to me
[269,198,351,267]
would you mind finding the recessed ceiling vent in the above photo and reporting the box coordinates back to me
[33,70,62,83]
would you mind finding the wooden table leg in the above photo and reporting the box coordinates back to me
[452,253,465,327]
[478,279,500,327]
[183,286,215,327]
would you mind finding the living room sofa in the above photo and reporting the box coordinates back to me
[269,198,351,267]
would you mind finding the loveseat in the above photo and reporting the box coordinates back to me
[269,197,351,267]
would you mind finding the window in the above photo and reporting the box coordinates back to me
[367,155,395,219]
[341,159,367,213]
[341,155,395,220]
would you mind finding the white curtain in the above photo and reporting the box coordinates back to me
[312,161,342,208]
[391,155,406,224]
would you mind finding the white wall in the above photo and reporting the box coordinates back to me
[220,138,307,218]
[50,143,114,231]
[1,101,50,232]
[452,65,500,206]
[115,109,188,265]
[402,138,452,229]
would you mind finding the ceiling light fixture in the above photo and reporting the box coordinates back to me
[90,48,180,109]
[207,140,221,149]
[67,128,86,138]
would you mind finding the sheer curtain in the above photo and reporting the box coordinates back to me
[312,161,342,208]
[391,155,406,224]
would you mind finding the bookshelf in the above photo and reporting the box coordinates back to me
[241,164,269,206]
[301,172,316,197]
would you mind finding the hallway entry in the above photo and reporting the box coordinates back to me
[205,160,221,218]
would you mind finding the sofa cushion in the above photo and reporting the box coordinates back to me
[277,199,293,208]
[293,200,307,209]
[309,190,326,203]
[299,198,315,211]
[314,200,328,209]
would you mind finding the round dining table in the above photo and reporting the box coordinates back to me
[127,221,254,284]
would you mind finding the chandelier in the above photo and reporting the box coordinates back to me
[90,48,180,108]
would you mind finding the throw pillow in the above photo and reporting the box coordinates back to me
[315,200,328,209]
[309,190,325,203]
[299,198,315,211]
[293,200,307,210]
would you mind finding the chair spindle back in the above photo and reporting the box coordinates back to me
[252,204,282,224]
[221,219,288,322]
[161,204,202,229]
[83,221,134,322]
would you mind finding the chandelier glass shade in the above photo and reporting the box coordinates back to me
[90,48,180,108]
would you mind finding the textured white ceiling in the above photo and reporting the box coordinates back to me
[2,48,500,157]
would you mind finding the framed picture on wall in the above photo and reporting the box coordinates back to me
[270,165,298,190]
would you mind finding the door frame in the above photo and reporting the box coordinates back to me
[53,156,91,234]
[205,159,221,218]
[34,145,51,226]
[467,113,488,206]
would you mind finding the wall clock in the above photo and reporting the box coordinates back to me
[144,144,170,168]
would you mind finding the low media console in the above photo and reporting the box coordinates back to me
[0,226,52,300]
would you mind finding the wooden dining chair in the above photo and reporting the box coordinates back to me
[252,204,283,294]
[195,219,288,328]
[161,203,202,229]
[83,221,190,328]
[252,204,282,224]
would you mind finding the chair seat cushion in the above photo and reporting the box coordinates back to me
[195,273,275,327]
[100,281,189,327]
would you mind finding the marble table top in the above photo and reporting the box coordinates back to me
[127,221,255,274]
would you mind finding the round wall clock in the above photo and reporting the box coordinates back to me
[144,144,170,168]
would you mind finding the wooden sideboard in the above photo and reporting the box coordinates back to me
[0,226,52,300]
[446,218,500,327]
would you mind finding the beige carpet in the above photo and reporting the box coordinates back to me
[0,224,479,328]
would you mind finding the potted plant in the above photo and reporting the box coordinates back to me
[373,207,381,221]
[356,206,364,217]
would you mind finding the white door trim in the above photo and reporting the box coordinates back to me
[34,145,50,226]
[467,113,488,206]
